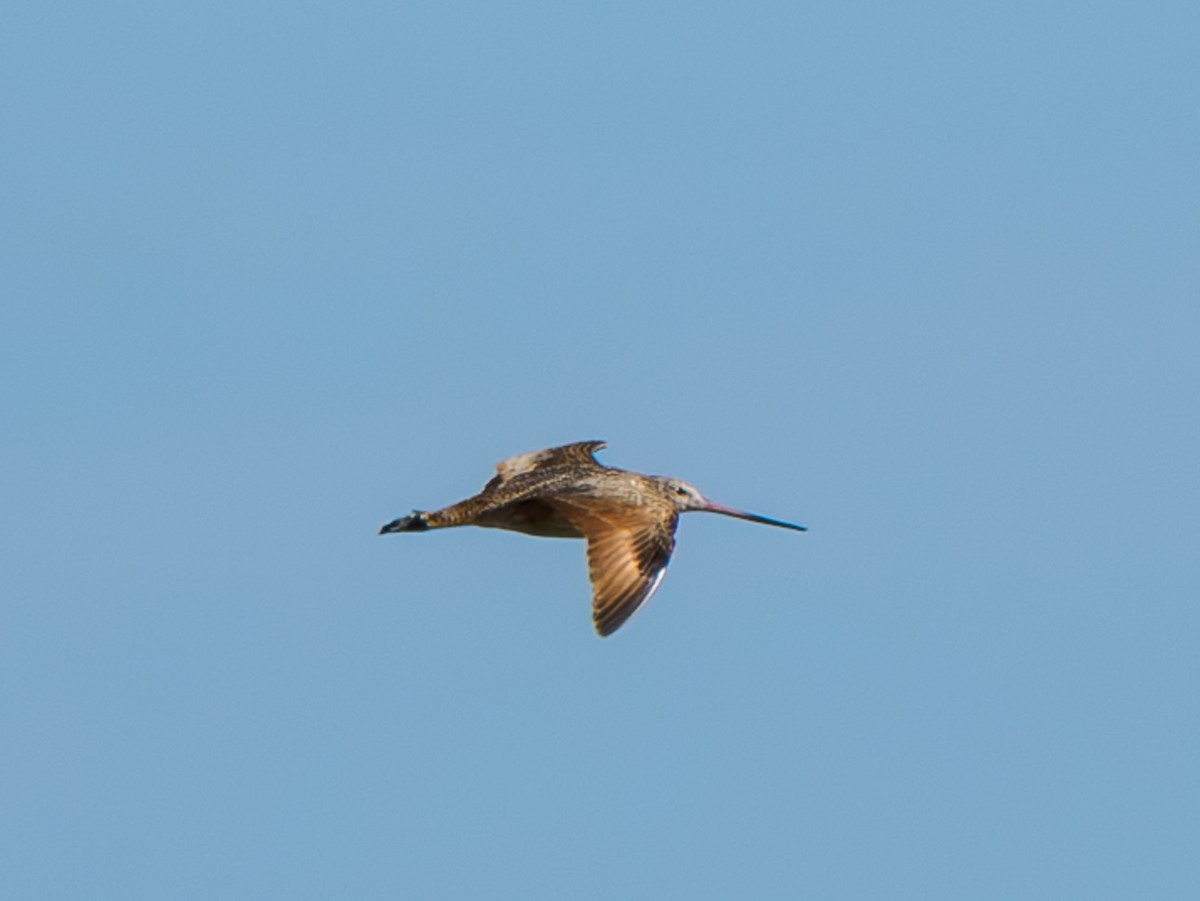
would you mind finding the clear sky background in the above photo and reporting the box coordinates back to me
[3,2,1198,898]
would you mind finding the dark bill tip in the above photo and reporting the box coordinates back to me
[739,512,808,531]
[702,500,807,532]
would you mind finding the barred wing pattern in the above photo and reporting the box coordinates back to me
[485,441,607,491]
[550,499,678,636]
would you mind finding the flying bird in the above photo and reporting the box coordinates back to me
[379,441,806,636]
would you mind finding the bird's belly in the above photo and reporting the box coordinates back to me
[475,500,584,539]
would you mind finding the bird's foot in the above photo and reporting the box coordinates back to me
[379,511,430,534]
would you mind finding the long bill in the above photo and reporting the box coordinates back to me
[701,500,807,531]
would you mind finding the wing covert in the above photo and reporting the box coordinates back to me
[485,441,607,491]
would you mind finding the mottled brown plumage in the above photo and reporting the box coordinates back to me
[379,441,806,637]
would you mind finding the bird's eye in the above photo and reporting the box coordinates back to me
[675,485,688,495]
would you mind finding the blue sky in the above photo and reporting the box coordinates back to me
[2,2,1198,898]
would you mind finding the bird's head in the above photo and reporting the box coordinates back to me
[656,476,807,531]
[658,477,710,512]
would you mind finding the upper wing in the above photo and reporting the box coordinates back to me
[484,441,607,492]
[549,498,678,637]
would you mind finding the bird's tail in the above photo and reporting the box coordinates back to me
[379,511,430,534]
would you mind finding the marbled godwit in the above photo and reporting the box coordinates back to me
[379,441,806,636]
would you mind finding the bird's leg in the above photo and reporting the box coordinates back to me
[379,511,430,534]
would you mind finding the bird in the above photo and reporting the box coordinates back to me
[379,441,806,637]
